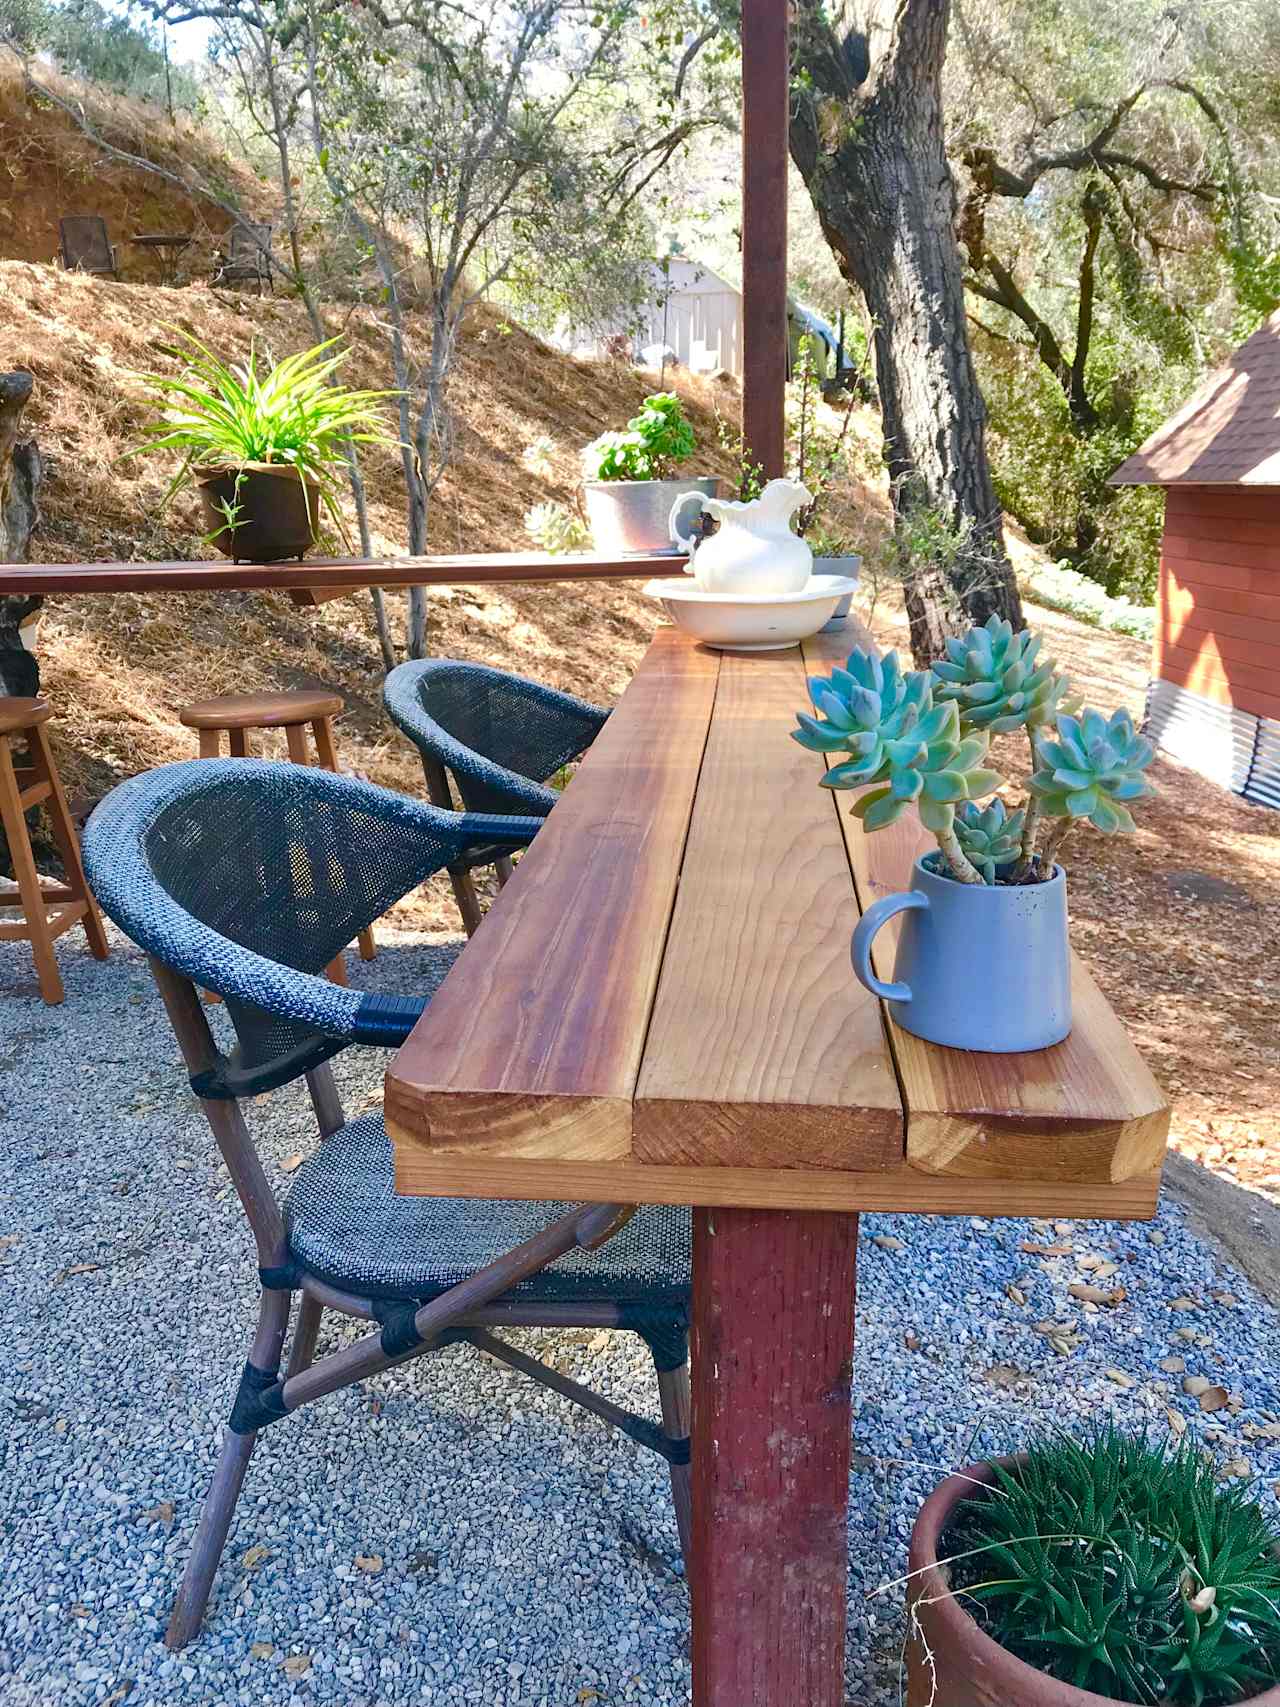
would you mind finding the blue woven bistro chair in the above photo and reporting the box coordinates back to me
[82,760,691,1648]
[383,659,609,934]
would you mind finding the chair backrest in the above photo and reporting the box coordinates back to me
[82,758,508,1096]
[229,222,271,266]
[60,216,114,275]
[383,659,606,816]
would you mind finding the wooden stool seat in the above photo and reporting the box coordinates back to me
[180,690,344,731]
[0,696,52,735]
[178,687,375,979]
[0,696,109,1004]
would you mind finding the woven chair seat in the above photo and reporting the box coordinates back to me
[285,1112,691,1304]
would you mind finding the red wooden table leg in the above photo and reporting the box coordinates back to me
[690,1206,859,1707]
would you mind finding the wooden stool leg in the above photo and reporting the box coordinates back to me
[312,718,375,962]
[284,722,310,765]
[29,722,109,962]
[228,728,250,758]
[690,1207,859,1707]
[0,736,65,1004]
[197,729,221,759]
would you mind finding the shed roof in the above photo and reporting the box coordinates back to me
[1110,309,1280,487]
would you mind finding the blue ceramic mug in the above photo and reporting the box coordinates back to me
[850,855,1072,1053]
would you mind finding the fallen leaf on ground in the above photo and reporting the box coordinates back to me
[250,1642,274,1661]
[1166,1407,1188,1437]
[102,1687,133,1707]
[282,1655,312,1678]
[56,1262,102,1281]
[1210,1291,1240,1307]
[1183,1375,1212,1398]
[1069,1283,1126,1307]
[1169,1297,1201,1312]
[586,1331,611,1353]
[139,1501,174,1527]
[1220,1456,1251,1479]
[578,1692,601,1704]
[1159,1356,1186,1373]
[1005,1284,1026,1306]
[1188,1585,1217,1614]
[240,1546,271,1570]
[280,1153,303,1174]
[872,1234,904,1252]
[1105,1369,1136,1387]
[1198,1386,1230,1413]
[354,1554,383,1574]
[904,1330,920,1351]
[1019,1241,1072,1257]
[982,1364,1024,1388]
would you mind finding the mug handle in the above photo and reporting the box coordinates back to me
[669,490,705,562]
[850,890,929,1003]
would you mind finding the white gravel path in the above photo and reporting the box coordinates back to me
[3,925,1279,1707]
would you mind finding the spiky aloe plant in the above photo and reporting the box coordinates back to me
[954,799,1026,884]
[943,1428,1280,1705]
[793,649,1002,883]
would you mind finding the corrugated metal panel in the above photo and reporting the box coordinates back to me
[1145,678,1256,792]
[1248,717,1280,810]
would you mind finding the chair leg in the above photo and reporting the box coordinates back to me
[494,855,514,889]
[196,729,221,759]
[655,1358,693,1573]
[166,1288,289,1648]
[165,1425,259,1649]
[286,1294,324,1378]
[0,737,65,1004]
[228,728,250,758]
[29,722,109,962]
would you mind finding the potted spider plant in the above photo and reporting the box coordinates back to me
[906,1428,1280,1707]
[793,616,1156,1051]
[129,331,399,563]
[581,391,719,554]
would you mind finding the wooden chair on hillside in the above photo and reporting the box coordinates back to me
[212,222,272,294]
[59,216,119,280]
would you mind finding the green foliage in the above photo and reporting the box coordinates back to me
[582,392,696,482]
[37,0,202,111]
[931,614,1072,735]
[1030,708,1156,833]
[945,1428,1280,1705]
[128,331,401,520]
[954,798,1025,883]
[792,648,1001,856]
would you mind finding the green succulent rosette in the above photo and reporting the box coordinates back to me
[793,648,1002,837]
[931,614,1072,735]
[953,798,1026,883]
[1029,708,1155,833]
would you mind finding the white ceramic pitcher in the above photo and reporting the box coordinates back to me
[670,478,814,595]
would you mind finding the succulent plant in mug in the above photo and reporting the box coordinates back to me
[794,614,1156,885]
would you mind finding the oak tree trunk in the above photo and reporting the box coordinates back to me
[1,371,44,698]
[790,0,1023,662]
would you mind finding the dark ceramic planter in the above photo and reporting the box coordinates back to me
[907,1457,1280,1707]
[196,464,321,563]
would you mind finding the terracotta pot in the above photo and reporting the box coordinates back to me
[907,1458,1280,1707]
[196,463,322,563]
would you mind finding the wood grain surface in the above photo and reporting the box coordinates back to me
[802,627,1171,1190]
[634,643,902,1170]
[383,626,720,1160]
[0,549,686,597]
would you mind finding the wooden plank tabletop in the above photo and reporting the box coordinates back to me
[0,549,686,597]
[386,623,1170,1218]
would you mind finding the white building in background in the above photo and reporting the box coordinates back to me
[554,256,744,379]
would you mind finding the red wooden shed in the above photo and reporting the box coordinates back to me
[1111,309,1280,809]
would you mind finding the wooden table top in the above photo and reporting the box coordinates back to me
[385,623,1170,1219]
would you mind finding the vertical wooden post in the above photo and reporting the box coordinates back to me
[690,1206,859,1706]
[741,0,790,479]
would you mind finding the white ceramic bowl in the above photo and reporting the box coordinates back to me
[641,573,859,651]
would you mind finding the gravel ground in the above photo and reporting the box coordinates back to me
[3,926,1280,1707]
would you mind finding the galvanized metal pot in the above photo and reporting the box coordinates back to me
[907,1456,1280,1707]
[850,854,1071,1052]
[582,476,720,555]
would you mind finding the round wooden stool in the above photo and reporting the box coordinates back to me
[178,690,375,976]
[0,697,110,1005]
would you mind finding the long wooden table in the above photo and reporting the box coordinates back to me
[384,621,1169,1707]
